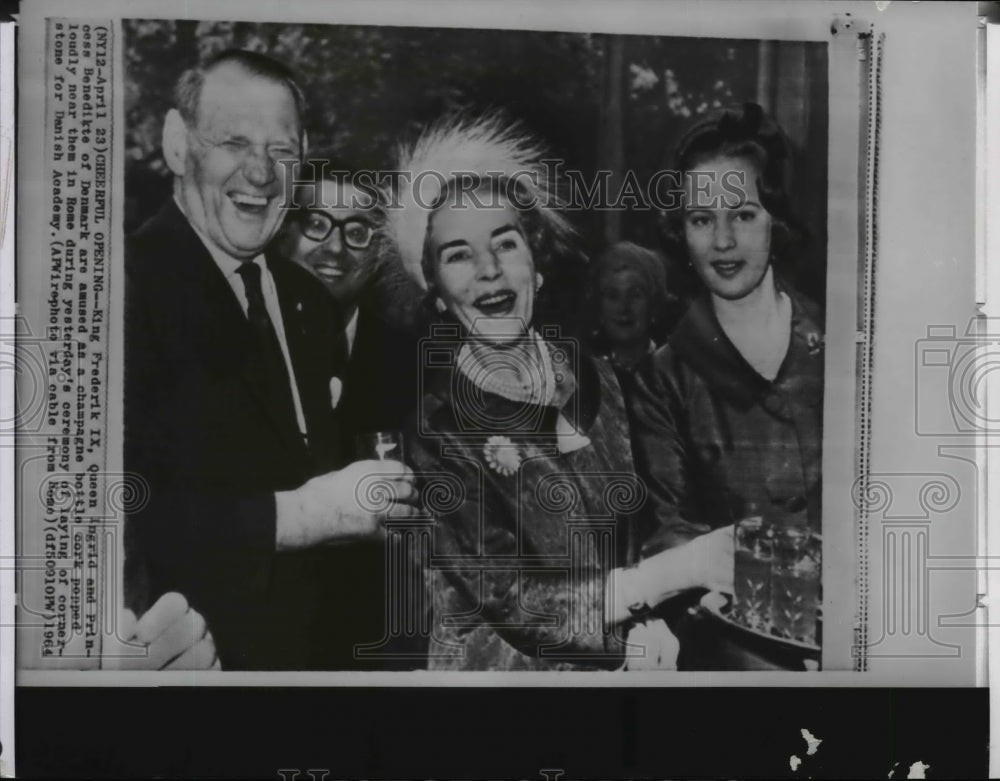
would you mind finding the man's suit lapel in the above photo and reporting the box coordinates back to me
[151,201,310,459]
[269,254,342,464]
[141,200,249,351]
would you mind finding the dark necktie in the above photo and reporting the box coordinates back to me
[236,262,300,439]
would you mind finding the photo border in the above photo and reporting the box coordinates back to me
[10,0,980,690]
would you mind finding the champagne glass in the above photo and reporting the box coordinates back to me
[355,431,404,462]
[733,514,774,632]
[771,525,821,645]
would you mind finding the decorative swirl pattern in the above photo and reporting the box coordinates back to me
[39,475,81,512]
[107,473,151,515]
[453,372,538,432]
[421,472,466,515]
[918,476,960,516]
[355,473,398,513]
[603,474,648,515]
[851,476,892,514]
[535,473,582,514]
[451,342,548,432]
[950,347,1000,431]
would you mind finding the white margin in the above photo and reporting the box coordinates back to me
[9,0,982,693]
[0,15,17,780]
[983,21,999,779]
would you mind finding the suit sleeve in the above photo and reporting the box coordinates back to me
[124,245,278,614]
[626,349,713,555]
[407,426,626,668]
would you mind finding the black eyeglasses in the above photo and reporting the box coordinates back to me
[298,210,376,249]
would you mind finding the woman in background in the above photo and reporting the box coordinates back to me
[629,103,824,670]
[589,241,676,375]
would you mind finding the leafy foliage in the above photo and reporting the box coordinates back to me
[123,20,826,302]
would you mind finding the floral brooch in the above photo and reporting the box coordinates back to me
[483,435,522,477]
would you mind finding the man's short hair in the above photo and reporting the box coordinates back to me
[173,49,306,130]
[291,147,387,212]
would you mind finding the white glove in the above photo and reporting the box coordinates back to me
[680,524,736,595]
[624,618,680,670]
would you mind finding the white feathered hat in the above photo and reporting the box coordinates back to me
[386,111,576,289]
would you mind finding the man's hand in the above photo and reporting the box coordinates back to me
[105,592,219,670]
[276,459,420,550]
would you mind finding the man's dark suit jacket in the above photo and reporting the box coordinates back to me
[335,303,419,453]
[125,199,384,670]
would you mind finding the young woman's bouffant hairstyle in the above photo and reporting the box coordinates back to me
[657,102,809,289]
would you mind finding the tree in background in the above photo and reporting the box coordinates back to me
[124,20,826,304]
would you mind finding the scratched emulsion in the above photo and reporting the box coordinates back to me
[888,758,932,778]
[800,728,822,756]
[789,728,821,772]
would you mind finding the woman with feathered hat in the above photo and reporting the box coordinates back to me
[387,113,732,671]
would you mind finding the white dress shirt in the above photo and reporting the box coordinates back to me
[343,308,359,358]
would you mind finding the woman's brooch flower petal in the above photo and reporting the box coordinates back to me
[483,435,521,476]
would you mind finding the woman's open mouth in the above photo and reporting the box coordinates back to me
[474,290,517,316]
[710,260,745,279]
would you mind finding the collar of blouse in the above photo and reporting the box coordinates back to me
[455,330,577,408]
[420,331,605,440]
[668,284,825,411]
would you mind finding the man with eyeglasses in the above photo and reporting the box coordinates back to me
[276,158,382,359]
[124,51,420,670]
[275,154,424,445]
[272,157,428,668]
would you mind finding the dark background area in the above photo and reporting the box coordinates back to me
[123,21,828,305]
[15,687,989,779]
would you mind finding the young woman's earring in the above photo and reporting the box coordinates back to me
[434,297,448,314]
[535,272,544,291]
